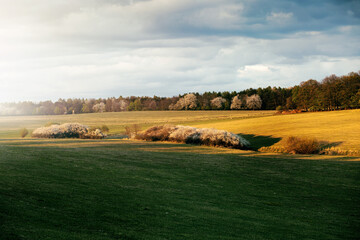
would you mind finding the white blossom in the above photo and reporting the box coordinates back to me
[246,94,262,110]
[230,95,243,109]
[136,125,250,149]
[170,94,198,110]
[92,102,106,113]
[210,97,226,109]
[32,123,106,139]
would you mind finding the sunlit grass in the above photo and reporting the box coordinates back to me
[1,109,359,152]
[0,111,273,138]
[194,109,360,151]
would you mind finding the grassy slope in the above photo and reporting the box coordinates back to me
[1,109,359,151]
[0,111,273,139]
[194,109,360,151]
[0,139,359,240]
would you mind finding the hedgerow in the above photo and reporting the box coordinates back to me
[32,123,106,139]
[135,125,250,149]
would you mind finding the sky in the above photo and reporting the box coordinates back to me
[0,0,359,102]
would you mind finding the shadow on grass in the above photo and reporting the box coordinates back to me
[106,134,129,139]
[320,141,343,148]
[1,138,359,161]
[238,133,281,151]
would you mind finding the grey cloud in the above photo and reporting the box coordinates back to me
[150,0,360,39]
[2,0,359,42]
[0,0,359,102]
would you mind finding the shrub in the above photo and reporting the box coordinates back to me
[276,106,283,112]
[320,147,360,156]
[101,125,109,133]
[124,124,141,138]
[169,126,198,143]
[89,126,100,132]
[282,136,320,154]
[196,128,246,148]
[20,128,29,138]
[134,125,173,141]
[259,138,359,156]
[135,125,250,149]
[86,129,106,139]
[124,126,131,137]
[32,123,106,139]
[89,125,109,133]
[258,145,286,153]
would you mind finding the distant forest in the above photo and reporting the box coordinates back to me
[1,71,359,116]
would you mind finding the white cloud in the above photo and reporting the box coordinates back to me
[0,0,359,102]
[186,4,245,30]
[238,64,272,74]
[266,11,293,22]
[236,57,360,88]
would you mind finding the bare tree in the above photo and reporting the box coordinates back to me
[143,99,157,110]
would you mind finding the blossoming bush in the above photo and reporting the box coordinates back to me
[32,123,106,139]
[90,125,110,133]
[134,125,174,141]
[135,125,250,149]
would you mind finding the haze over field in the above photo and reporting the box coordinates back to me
[1,0,360,102]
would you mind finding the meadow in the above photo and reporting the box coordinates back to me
[0,110,273,139]
[194,109,360,151]
[1,109,359,151]
[0,110,359,239]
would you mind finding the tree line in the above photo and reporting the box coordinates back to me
[1,71,359,116]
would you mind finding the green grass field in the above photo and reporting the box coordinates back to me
[1,139,359,240]
[0,110,359,239]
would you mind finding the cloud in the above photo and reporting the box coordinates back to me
[266,12,293,23]
[236,57,360,88]
[238,64,272,76]
[0,0,359,102]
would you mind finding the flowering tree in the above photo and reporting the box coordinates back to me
[92,102,106,113]
[246,94,262,110]
[118,99,129,111]
[230,95,243,109]
[210,97,226,109]
[184,93,198,110]
[170,93,198,110]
